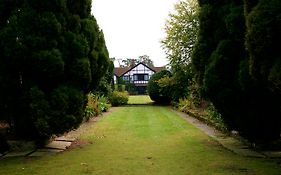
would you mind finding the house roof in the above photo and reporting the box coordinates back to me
[114,62,166,77]
[114,67,130,77]
[152,66,166,72]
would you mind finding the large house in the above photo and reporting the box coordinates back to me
[114,62,165,94]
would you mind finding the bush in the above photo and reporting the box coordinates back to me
[84,93,111,121]
[98,95,110,112]
[147,70,172,104]
[0,136,9,153]
[109,91,129,106]
[205,103,228,132]
[178,98,227,132]
[178,98,194,113]
[84,93,98,121]
[14,86,86,140]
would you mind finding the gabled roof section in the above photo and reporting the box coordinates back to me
[114,62,166,77]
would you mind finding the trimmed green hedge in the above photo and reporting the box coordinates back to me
[109,91,129,106]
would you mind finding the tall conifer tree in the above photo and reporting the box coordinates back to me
[192,0,280,142]
[0,0,111,140]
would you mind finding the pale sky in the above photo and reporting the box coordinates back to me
[91,0,177,67]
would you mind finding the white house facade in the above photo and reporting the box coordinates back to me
[114,62,165,94]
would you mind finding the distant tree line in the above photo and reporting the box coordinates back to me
[0,0,112,141]
[161,0,281,142]
[115,55,154,68]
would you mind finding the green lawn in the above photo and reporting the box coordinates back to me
[0,105,280,174]
[128,95,153,104]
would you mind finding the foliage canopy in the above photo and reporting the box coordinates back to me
[192,0,281,142]
[162,0,199,101]
[147,70,172,104]
[0,0,111,140]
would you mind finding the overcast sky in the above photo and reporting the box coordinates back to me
[91,0,177,67]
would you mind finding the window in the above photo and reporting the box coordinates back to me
[144,74,149,81]
[133,74,149,81]
[123,75,129,81]
[138,74,145,81]
[133,74,138,81]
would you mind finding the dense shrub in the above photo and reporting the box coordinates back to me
[192,0,281,142]
[0,136,9,153]
[0,0,111,140]
[125,83,137,95]
[178,98,195,112]
[84,93,99,121]
[109,91,129,106]
[205,103,228,132]
[178,98,227,132]
[147,70,172,104]
[162,0,199,102]
[84,93,111,121]
[94,60,114,97]
[97,95,110,112]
